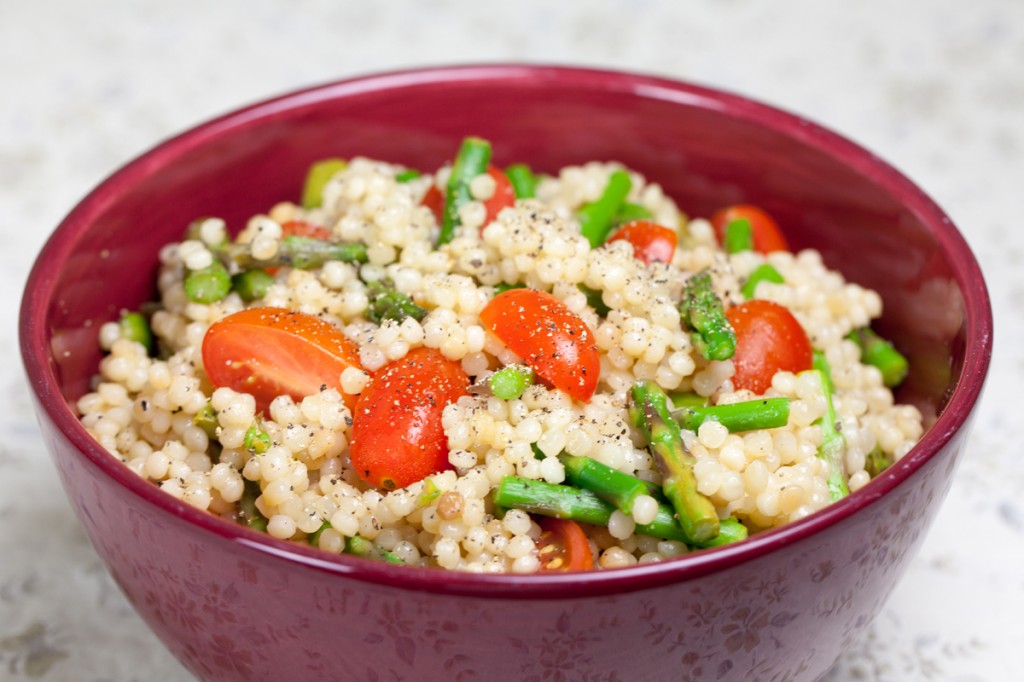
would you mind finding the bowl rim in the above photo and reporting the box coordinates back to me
[20,63,993,599]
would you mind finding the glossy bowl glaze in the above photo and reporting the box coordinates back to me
[21,65,991,681]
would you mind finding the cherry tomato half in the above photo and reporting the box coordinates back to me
[711,205,789,253]
[479,289,600,402]
[281,219,332,240]
[420,165,516,231]
[202,307,363,414]
[536,518,594,572]
[606,220,678,264]
[726,299,812,394]
[481,165,516,226]
[348,347,469,490]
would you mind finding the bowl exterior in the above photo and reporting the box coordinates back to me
[38,394,973,681]
[22,65,992,682]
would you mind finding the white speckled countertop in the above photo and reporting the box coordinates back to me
[1,1,1019,679]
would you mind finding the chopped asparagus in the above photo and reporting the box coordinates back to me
[741,263,784,299]
[346,535,404,564]
[395,168,421,183]
[848,327,909,388]
[505,163,538,199]
[808,353,849,501]
[221,235,367,271]
[559,454,651,515]
[579,169,632,248]
[232,269,275,302]
[612,201,654,226]
[238,480,268,532]
[301,158,347,208]
[118,311,152,351]
[489,364,535,400]
[365,278,429,325]
[679,271,736,361]
[439,136,492,246]
[184,260,232,303]
[629,381,720,544]
[865,445,893,477]
[674,397,791,433]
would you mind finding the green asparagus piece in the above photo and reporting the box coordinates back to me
[244,424,271,454]
[613,201,654,226]
[438,136,492,246]
[494,282,527,295]
[578,169,632,248]
[395,168,421,183]
[674,397,791,433]
[490,364,535,400]
[365,278,429,324]
[231,269,275,302]
[308,521,332,547]
[118,311,152,351]
[192,402,219,439]
[184,261,232,303]
[418,478,441,507]
[741,263,784,299]
[578,283,611,317]
[505,163,538,199]
[723,218,754,253]
[301,158,347,208]
[847,327,909,388]
[668,392,708,411]
[222,235,368,270]
[807,353,849,501]
[494,477,747,548]
[680,271,736,361]
[692,516,748,548]
[864,445,893,478]
[559,454,651,514]
[629,381,720,543]
[346,535,404,564]
[238,480,268,532]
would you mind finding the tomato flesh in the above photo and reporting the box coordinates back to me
[349,347,469,490]
[481,165,516,226]
[711,205,789,253]
[202,307,363,414]
[726,299,812,394]
[479,289,599,402]
[420,165,515,231]
[281,219,332,240]
[607,220,678,264]
[536,518,594,572]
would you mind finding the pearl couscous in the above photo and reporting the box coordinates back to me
[78,140,923,573]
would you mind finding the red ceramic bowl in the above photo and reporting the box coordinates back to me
[20,65,991,681]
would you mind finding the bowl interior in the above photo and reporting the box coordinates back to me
[21,65,991,589]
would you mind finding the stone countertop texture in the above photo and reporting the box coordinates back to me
[1,0,1019,679]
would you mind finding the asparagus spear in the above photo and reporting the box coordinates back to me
[629,381,720,543]
[847,327,909,388]
[118,310,152,352]
[578,169,632,248]
[741,263,784,300]
[222,235,368,270]
[558,454,652,515]
[438,136,492,246]
[301,158,347,208]
[395,168,421,183]
[238,480,268,532]
[673,397,791,433]
[808,353,849,501]
[864,445,893,477]
[489,364,535,400]
[612,201,654,226]
[504,163,538,199]
[679,270,736,361]
[184,261,232,303]
[365,278,429,325]
[493,477,747,547]
[578,283,610,317]
[231,269,275,302]
[723,218,754,253]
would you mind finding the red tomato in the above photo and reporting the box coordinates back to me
[536,518,594,572]
[479,289,599,402]
[421,184,445,225]
[726,300,812,394]
[481,165,516,226]
[202,307,363,414]
[348,347,469,490]
[711,205,789,253]
[280,220,332,240]
[420,165,516,231]
[606,220,678,264]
